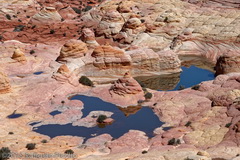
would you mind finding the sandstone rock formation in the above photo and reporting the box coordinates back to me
[128,49,181,75]
[81,28,99,48]
[110,72,143,96]
[91,45,131,69]
[30,7,62,24]
[215,55,240,75]
[11,48,27,63]
[56,39,88,62]
[0,71,11,93]
[52,64,79,86]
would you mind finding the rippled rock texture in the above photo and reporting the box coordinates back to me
[0,0,239,159]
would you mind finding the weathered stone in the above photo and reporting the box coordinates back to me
[56,39,88,62]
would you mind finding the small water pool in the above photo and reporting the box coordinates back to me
[170,65,215,91]
[33,71,44,75]
[32,95,163,140]
[135,65,214,91]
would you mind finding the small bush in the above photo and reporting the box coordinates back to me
[5,14,11,20]
[142,150,148,154]
[191,84,200,90]
[72,7,81,14]
[8,132,14,135]
[50,29,55,34]
[225,123,232,128]
[144,92,153,100]
[168,138,181,145]
[0,147,11,160]
[184,158,194,160]
[29,50,35,54]
[185,121,191,127]
[0,35,3,41]
[64,149,74,154]
[178,85,185,90]
[63,33,66,37]
[79,76,94,87]
[41,139,47,143]
[31,25,36,29]
[83,6,92,12]
[26,143,36,150]
[96,115,107,123]
[13,25,25,32]
[26,15,30,18]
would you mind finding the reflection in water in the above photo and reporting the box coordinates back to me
[32,95,163,140]
[135,73,180,90]
[117,106,142,117]
[135,65,215,91]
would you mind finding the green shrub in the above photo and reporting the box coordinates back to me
[0,147,11,160]
[96,115,107,123]
[8,132,14,135]
[225,123,232,128]
[185,121,191,127]
[64,149,74,154]
[50,29,55,34]
[178,85,185,90]
[144,92,152,100]
[5,14,11,20]
[26,143,36,150]
[168,138,181,145]
[191,84,200,90]
[41,139,47,143]
[142,150,148,154]
[83,6,92,12]
[29,50,35,54]
[72,7,81,14]
[79,76,94,87]
[13,25,25,32]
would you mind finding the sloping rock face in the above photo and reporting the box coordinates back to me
[91,45,131,69]
[56,39,88,62]
[128,49,181,75]
[30,7,62,24]
[183,0,240,8]
[215,55,240,75]
[0,71,11,93]
[107,130,149,153]
[81,28,99,48]
[110,72,143,96]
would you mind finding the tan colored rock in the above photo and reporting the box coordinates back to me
[91,45,131,69]
[0,71,11,93]
[110,72,143,96]
[0,0,34,5]
[30,7,62,24]
[11,48,27,63]
[56,39,88,62]
[96,10,124,38]
[56,64,70,74]
[125,18,142,29]
[215,55,240,75]
[128,49,181,74]
[52,64,79,86]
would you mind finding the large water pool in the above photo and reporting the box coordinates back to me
[32,95,163,140]
[31,65,215,141]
